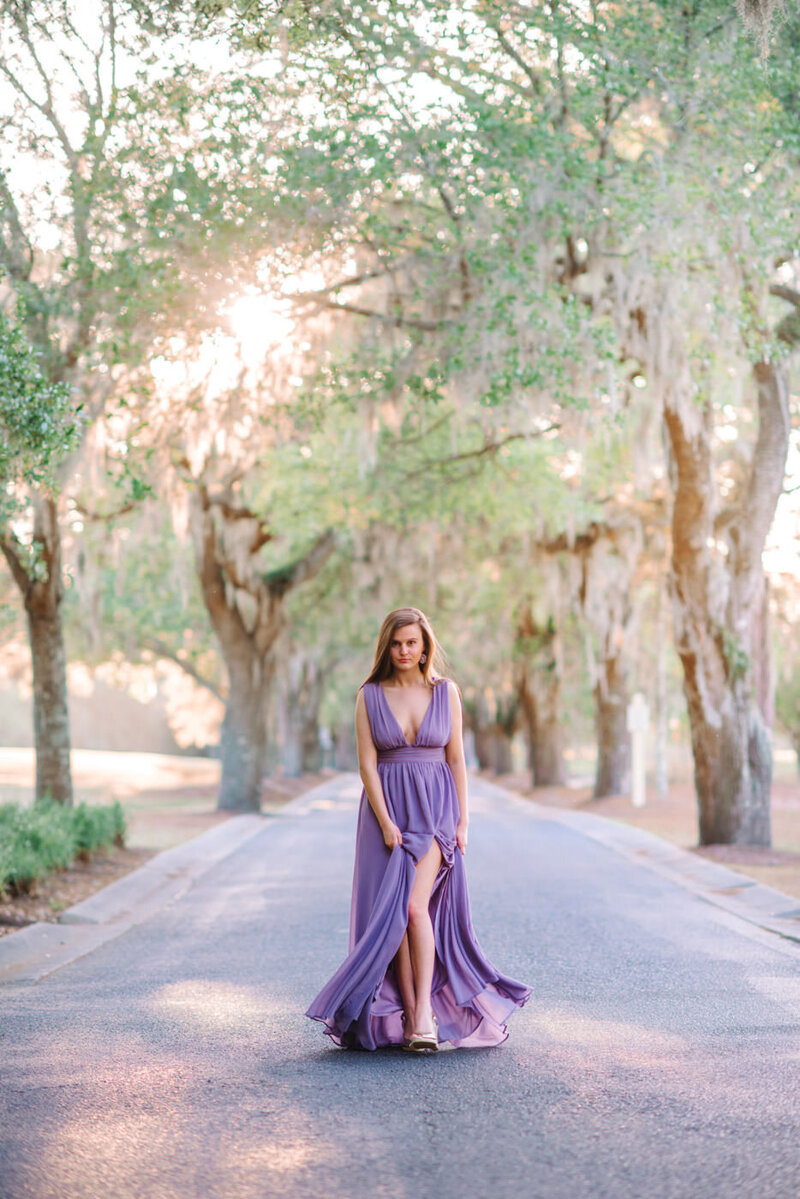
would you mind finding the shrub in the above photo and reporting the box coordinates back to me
[72,801,126,859]
[0,799,127,897]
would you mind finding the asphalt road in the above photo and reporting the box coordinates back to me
[2,774,800,1199]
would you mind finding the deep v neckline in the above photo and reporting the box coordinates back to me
[378,682,435,747]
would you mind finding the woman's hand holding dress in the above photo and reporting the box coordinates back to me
[456,818,468,856]
[381,820,403,850]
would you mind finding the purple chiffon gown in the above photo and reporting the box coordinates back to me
[305,680,532,1050]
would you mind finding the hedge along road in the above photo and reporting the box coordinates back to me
[2,774,800,1199]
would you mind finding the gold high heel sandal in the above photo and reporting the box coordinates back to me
[405,1015,439,1053]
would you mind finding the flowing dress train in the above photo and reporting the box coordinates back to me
[305,680,532,1050]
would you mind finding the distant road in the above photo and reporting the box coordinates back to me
[2,773,800,1199]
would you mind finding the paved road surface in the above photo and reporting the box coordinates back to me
[2,775,800,1199]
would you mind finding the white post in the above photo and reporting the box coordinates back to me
[626,692,650,808]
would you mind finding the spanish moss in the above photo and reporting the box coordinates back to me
[736,0,787,53]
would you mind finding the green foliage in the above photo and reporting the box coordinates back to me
[0,799,126,897]
[5,0,796,792]
[719,627,751,685]
[65,498,219,689]
[0,312,79,519]
[514,616,557,667]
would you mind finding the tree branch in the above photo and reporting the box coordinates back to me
[293,262,404,303]
[770,281,800,350]
[143,637,226,703]
[318,10,464,228]
[727,360,790,586]
[2,20,81,172]
[192,482,251,647]
[770,283,800,309]
[0,530,32,595]
[662,388,714,614]
[203,490,273,554]
[323,300,448,331]
[0,170,33,282]
[265,529,337,598]
[401,425,561,481]
[74,499,138,524]
[489,23,543,96]
[52,10,94,111]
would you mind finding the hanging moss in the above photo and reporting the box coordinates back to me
[737,0,787,53]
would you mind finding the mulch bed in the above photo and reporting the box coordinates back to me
[0,844,155,937]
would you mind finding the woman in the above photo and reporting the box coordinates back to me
[306,607,531,1051]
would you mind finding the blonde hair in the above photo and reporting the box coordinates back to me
[364,607,447,686]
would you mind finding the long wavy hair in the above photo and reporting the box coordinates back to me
[363,607,447,686]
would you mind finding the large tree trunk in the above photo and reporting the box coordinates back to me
[218,650,271,811]
[333,721,358,771]
[664,359,789,845]
[1,496,73,804]
[470,691,497,771]
[593,661,630,799]
[192,490,268,811]
[515,608,566,787]
[279,652,325,776]
[467,689,517,774]
[528,706,564,786]
[190,483,334,810]
[492,729,515,775]
[491,692,518,774]
[472,727,516,774]
[540,522,641,797]
[579,524,640,799]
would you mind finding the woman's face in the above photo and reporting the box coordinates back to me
[389,623,424,675]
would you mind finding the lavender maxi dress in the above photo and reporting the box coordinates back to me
[306,680,532,1050]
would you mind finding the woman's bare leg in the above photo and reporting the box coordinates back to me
[393,934,416,1031]
[406,839,442,1033]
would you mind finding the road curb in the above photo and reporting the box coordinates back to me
[476,777,800,949]
[0,778,340,986]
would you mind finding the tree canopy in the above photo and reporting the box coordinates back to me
[1,0,799,841]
